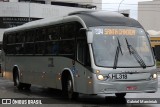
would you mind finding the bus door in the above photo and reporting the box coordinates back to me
[74,30,91,93]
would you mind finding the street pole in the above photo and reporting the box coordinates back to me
[118,0,125,12]
[29,0,31,22]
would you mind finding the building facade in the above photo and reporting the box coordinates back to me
[0,1,92,46]
[1,0,100,9]
[138,0,160,31]
[138,0,160,60]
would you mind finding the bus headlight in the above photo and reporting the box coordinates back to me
[152,73,157,79]
[150,73,157,79]
[97,75,107,81]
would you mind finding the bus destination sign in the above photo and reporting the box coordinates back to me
[104,29,136,36]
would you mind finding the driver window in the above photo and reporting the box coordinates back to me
[77,29,91,66]
[77,41,90,66]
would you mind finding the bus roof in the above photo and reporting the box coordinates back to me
[68,11,142,28]
[4,11,143,34]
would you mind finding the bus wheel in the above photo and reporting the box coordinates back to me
[66,76,79,99]
[24,84,31,90]
[14,72,24,90]
[115,93,126,98]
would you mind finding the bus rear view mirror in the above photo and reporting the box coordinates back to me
[79,28,93,44]
[87,31,93,44]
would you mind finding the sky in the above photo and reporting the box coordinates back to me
[102,0,153,19]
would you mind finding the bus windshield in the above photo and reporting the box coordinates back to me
[90,26,154,68]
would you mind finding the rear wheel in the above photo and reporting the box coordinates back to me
[115,93,126,98]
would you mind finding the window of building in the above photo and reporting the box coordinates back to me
[18,0,45,4]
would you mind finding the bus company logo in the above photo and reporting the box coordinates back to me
[2,99,11,104]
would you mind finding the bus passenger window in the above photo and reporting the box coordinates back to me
[45,41,59,55]
[25,43,35,54]
[8,34,16,44]
[47,26,60,41]
[52,42,59,55]
[24,30,35,54]
[36,29,46,41]
[26,31,35,42]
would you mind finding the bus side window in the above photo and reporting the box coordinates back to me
[16,32,25,54]
[25,31,35,54]
[46,26,60,55]
[36,29,46,41]
[35,29,46,54]
[8,34,16,54]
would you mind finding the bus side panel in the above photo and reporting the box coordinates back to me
[73,62,93,94]
[3,56,13,81]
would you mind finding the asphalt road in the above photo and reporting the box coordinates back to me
[0,74,160,107]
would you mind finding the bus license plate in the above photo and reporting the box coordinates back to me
[109,74,127,80]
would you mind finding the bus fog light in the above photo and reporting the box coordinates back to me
[153,73,157,79]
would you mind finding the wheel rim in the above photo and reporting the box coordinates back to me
[67,79,73,99]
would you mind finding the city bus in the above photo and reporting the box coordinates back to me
[1,11,158,99]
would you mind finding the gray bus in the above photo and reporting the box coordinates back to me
[1,11,158,99]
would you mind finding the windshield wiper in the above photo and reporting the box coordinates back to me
[113,38,123,69]
[125,38,146,69]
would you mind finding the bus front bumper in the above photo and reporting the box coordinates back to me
[92,79,158,94]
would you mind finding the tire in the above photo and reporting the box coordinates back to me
[115,93,126,98]
[14,71,24,90]
[24,84,31,90]
[65,75,79,99]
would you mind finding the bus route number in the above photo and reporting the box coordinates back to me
[94,28,103,35]
[109,74,127,80]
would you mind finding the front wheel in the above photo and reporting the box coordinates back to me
[115,93,126,98]
[24,83,31,90]
[14,72,24,90]
[63,75,79,99]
